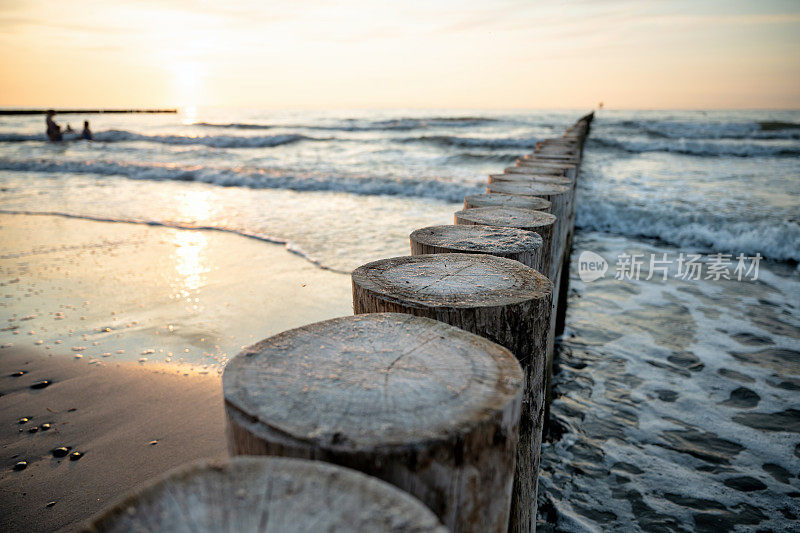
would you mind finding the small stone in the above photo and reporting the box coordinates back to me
[10,371,26,377]
[18,417,29,424]
[13,461,28,471]
[148,440,158,446]
[52,446,71,458]
[41,423,51,431]
[69,452,83,461]
[46,501,56,508]
[30,380,52,389]
[28,426,39,433]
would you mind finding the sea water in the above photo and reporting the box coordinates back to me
[0,108,798,530]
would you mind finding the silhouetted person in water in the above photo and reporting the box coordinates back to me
[64,123,74,134]
[82,120,93,140]
[45,110,62,141]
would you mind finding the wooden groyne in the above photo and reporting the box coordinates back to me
[0,108,177,115]
[89,113,593,532]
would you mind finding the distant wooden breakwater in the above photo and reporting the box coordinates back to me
[0,108,177,115]
[85,113,593,533]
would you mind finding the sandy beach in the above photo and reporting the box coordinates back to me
[0,212,355,531]
[1,349,225,532]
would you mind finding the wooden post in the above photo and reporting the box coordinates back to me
[464,193,551,213]
[352,255,553,533]
[522,154,580,164]
[84,457,447,532]
[505,164,574,176]
[410,224,545,272]
[487,178,577,453]
[453,207,557,281]
[224,313,524,533]
[489,173,573,187]
[485,182,572,280]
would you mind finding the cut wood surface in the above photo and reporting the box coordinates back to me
[83,457,447,533]
[487,181,571,198]
[453,207,556,279]
[463,193,551,212]
[486,182,573,276]
[410,224,544,271]
[351,255,553,533]
[224,312,524,533]
[489,173,572,186]
[522,154,580,163]
[505,165,572,175]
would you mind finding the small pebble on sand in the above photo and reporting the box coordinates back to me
[52,446,71,458]
[13,461,28,471]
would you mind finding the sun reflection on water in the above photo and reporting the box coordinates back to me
[172,230,209,298]
[176,189,213,224]
[169,189,213,300]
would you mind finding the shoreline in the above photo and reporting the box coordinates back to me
[0,348,226,532]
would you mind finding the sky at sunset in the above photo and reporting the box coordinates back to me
[1,0,799,109]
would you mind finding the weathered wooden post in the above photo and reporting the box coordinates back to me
[486,182,573,275]
[489,173,573,187]
[486,176,577,446]
[453,207,557,281]
[410,224,545,272]
[464,193,551,212]
[224,313,524,533]
[84,457,447,532]
[522,153,580,164]
[352,254,553,533]
[505,163,574,176]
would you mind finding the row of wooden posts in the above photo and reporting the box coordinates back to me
[85,113,594,533]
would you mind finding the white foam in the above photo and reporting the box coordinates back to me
[0,157,481,203]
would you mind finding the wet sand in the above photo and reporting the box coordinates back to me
[0,348,226,532]
[0,213,355,531]
[0,213,353,368]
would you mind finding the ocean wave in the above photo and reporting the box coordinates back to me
[576,200,800,262]
[192,116,500,132]
[193,122,273,130]
[445,152,519,164]
[0,130,322,148]
[589,136,800,157]
[606,119,800,140]
[401,134,542,150]
[304,116,501,132]
[0,157,480,203]
[759,120,800,131]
